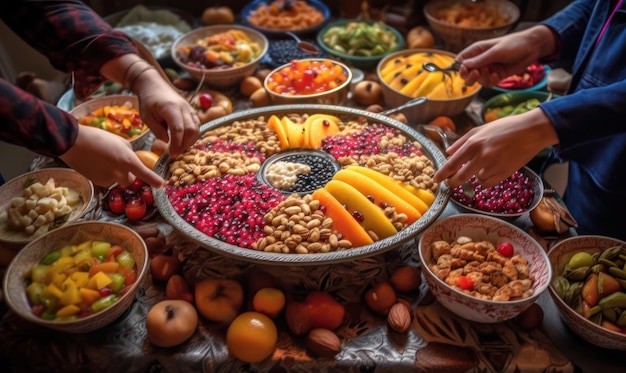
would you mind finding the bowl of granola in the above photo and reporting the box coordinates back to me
[154,104,450,265]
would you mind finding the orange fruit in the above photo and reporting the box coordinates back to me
[389,265,422,293]
[134,150,160,169]
[252,287,286,318]
[226,311,277,363]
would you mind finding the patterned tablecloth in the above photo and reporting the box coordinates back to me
[0,185,578,373]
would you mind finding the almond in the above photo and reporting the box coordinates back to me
[387,302,412,333]
[305,328,341,357]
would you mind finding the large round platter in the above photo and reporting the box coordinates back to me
[154,104,449,265]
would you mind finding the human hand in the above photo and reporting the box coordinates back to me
[433,109,558,189]
[133,77,200,158]
[457,25,555,87]
[59,125,165,188]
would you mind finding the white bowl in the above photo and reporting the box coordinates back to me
[547,235,626,350]
[0,168,94,247]
[418,213,551,323]
[69,94,151,151]
[171,25,268,88]
[3,221,148,333]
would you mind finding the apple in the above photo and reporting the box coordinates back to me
[304,291,345,330]
[194,278,244,323]
[145,300,198,347]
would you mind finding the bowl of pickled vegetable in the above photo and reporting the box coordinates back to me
[70,95,151,151]
[317,20,404,71]
[264,58,352,105]
[481,91,555,124]
[548,235,626,350]
[3,221,148,333]
[171,25,268,88]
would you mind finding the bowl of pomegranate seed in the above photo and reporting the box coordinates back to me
[418,213,551,323]
[450,166,544,220]
[153,104,451,265]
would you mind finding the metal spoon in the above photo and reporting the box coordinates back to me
[286,32,320,55]
[422,60,462,73]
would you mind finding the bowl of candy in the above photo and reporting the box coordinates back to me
[264,58,352,105]
[450,166,544,220]
[418,213,552,323]
[3,221,148,333]
[424,0,520,52]
[172,25,268,88]
[69,95,150,151]
[0,168,95,247]
[547,235,626,350]
[317,20,404,71]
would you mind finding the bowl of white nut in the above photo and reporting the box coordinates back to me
[0,168,94,247]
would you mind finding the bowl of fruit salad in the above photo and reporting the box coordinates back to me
[418,213,551,323]
[171,25,268,88]
[547,235,626,350]
[70,94,151,151]
[154,104,450,265]
[264,58,352,105]
[3,221,148,333]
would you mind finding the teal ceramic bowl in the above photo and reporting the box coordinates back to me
[481,91,557,124]
[480,65,551,100]
[317,20,404,71]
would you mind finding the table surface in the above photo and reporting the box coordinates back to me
[1,69,624,373]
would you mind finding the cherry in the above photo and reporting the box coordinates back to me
[198,92,213,110]
[457,276,474,291]
[125,196,147,221]
[108,193,126,214]
[497,242,515,258]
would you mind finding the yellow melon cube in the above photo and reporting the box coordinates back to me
[51,272,67,289]
[71,271,90,288]
[78,287,101,306]
[58,282,81,305]
[56,304,80,317]
[86,271,112,290]
[46,283,64,300]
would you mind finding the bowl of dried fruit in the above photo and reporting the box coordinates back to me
[547,235,626,350]
[0,168,95,247]
[3,221,148,333]
[418,213,552,323]
[450,166,544,220]
[241,0,330,38]
[153,104,450,265]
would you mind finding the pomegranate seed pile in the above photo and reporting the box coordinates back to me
[452,171,535,214]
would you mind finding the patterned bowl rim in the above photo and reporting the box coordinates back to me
[154,104,451,265]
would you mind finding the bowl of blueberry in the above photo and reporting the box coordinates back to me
[153,104,450,265]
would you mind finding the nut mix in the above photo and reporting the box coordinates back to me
[165,113,438,253]
[429,236,535,301]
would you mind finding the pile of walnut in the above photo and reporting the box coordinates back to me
[429,236,535,301]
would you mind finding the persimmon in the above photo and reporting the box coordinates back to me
[227,312,277,363]
[364,281,397,315]
[304,291,346,331]
[428,116,456,133]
